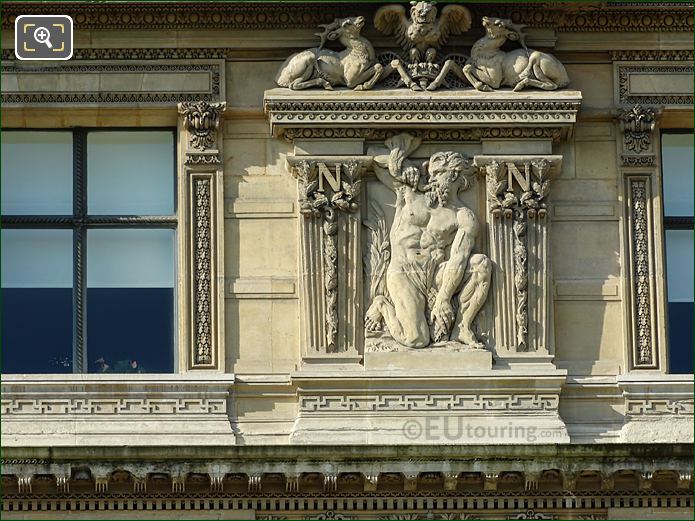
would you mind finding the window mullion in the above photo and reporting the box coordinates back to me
[73,129,88,374]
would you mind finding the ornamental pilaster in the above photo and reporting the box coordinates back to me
[178,101,227,371]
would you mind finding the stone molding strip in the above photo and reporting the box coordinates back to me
[2,49,691,63]
[610,49,694,61]
[2,3,693,32]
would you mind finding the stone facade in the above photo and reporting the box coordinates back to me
[1,1,693,519]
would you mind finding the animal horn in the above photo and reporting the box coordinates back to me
[315,20,339,49]
[508,22,528,49]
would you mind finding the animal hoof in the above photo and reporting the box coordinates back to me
[513,82,525,92]
[477,84,493,92]
[426,83,438,91]
[354,85,364,91]
[409,83,423,91]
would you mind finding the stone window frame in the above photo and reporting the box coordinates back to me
[1,100,226,374]
[658,128,694,374]
[1,126,179,374]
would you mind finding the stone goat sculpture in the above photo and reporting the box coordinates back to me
[274,16,384,90]
[462,16,570,92]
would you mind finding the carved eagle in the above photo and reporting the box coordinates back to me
[374,1,472,57]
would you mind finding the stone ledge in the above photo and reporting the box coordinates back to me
[1,375,236,447]
[264,88,583,138]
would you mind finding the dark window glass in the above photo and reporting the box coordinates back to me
[661,132,694,374]
[1,230,73,373]
[87,229,175,374]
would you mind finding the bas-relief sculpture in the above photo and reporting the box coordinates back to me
[274,2,570,92]
[364,134,491,350]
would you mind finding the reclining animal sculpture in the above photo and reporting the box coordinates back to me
[425,16,570,92]
[274,16,384,91]
[462,16,570,92]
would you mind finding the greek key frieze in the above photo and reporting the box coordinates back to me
[299,394,559,413]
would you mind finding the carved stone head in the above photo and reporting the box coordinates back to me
[317,16,366,47]
[481,16,527,47]
[424,151,473,206]
[410,1,438,25]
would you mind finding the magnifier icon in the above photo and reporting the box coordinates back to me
[33,26,53,49]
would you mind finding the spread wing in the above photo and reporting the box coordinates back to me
[374,4,412,50]
[433,5,473,48]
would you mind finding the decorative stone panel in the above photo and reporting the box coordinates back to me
[614,62,694,107]
[286,156,373,362]
[0,374,235,446]
[1,61,224,105]
[474,156,562,359]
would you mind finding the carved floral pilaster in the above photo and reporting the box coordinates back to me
[616,103,664,370]
[288,157,372,361]
[475,156,561,358]
[625,176,658,368]
[178,101,226,370]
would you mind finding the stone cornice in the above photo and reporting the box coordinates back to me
[2,2,693,32]
[264,89,582,140]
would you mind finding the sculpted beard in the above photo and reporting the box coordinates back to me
[425,176,451,207]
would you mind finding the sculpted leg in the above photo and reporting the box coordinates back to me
[427,59,467,91]
[290,76,333,90]
[369,271,430,348]
[452,254,492,348]
[288,61,332,90]
[352,63,384,91]
[390,59,422,91]
[462,64,492,92]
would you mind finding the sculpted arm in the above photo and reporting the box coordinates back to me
[431,209,478,331]
[372,154,399,193]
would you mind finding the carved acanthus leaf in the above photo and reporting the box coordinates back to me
[179,101,226,151]
[618,104,656,153]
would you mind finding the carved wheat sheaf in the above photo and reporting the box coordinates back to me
[323,209,339,352]
[513,210,528,351]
